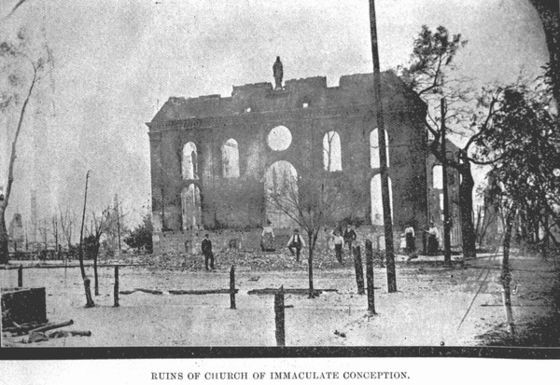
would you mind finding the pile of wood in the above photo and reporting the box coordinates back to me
[2,319,92,344]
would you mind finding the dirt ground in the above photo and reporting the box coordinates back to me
[1,249,558,347]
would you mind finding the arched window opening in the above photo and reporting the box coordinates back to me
[370,174,393,226]
[222,138,240,178]
[267,125,292,151]
[322,131,342,171]
[182,142,198,180]
[264,160,298,229]
[181,184,201,231]
[432,165,443,189]
[370,128,390,168]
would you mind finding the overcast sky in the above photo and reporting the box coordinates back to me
[0,0,549,228]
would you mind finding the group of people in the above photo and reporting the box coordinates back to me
[200,220,442,270]
[402,221,441,259]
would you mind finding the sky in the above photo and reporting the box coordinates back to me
[0,0,549,231]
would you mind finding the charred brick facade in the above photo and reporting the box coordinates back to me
[148,71,439,253]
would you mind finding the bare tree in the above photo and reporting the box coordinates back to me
[59,208,75,253]
[86,207,112,296]
[0,30,50,264]
[37,219,48,252]
[267,146,362,297]
[51,214,59,259]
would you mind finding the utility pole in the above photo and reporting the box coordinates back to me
[78,170,90,280]
[368,0,396,292]
[440,99,452,264]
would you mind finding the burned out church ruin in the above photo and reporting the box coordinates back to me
[147,67,461,254]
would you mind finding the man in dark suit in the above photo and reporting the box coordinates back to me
[343,225,357,255]
[201,234,214,270]
[286,229,305,262]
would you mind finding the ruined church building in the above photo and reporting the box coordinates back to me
[148,66,461,253]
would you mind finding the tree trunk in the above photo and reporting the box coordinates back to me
[93,243,99,296]
[0,67,37,265]
[459,164,476,260]
[441,99,452,265]
[501,204,517,338]
[307,233,314,298]
[0,208,9,264]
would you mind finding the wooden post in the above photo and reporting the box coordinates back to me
[353,246,365,295]
[114,265,119,307]
[274,285,285,346]
[229,265,236,309]
[84,278,95,308]
[365,240,376,315]
[18,264,23,287]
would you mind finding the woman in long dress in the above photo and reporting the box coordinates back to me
[261,220,275,252]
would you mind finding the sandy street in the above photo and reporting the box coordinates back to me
[1,251,558,347]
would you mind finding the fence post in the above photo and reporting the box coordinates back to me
[114,265,120,307]
[18,265,23,288]
[230,265,236,309]
[274,285,285,346]
[365,240,376,315]
[84,278,95,308]
[353,246,365,295]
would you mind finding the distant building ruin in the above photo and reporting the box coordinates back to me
[147,69,460,253]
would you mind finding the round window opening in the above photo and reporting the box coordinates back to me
[267,126,292,151]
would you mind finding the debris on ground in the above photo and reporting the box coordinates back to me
[2,318,92,344]
[334,330,347,338]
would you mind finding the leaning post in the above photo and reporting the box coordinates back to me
[230,265,236,309]
[84,278,95,308]
[274,285,285,346]
[353,246,365,295]
[18,265,23,288]
[365,240,376,315]
[114,265,120,307]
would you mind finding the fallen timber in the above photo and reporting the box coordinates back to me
[248,288,338,296]
[120,288,239,295]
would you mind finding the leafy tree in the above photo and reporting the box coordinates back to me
[529,0,559,103]
[399,25,499,261]
[475,81,560,255]
[124,213,153,253]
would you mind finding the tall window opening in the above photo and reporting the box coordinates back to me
[322,131,342,171]
[370,128,390,169]
[264,160,298,229]
[181,184,201,231]
[370,174,393,226]
[222,138,240,178]
[432,165,443,189]
[182,142,198,179]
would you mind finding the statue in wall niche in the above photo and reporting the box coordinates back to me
[273,56,283,90]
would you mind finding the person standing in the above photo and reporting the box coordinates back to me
[403,224,417,261]
[201,234,214,270]
[261,220,275,252]
[426,222,439,255]
[343,225,357,255]
[287,229,305,262]
[333,231,344,264]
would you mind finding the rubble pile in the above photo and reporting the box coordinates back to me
[132,248,363,271]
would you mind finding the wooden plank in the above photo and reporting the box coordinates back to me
[248,288,337,295]
[119,288,239,295]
